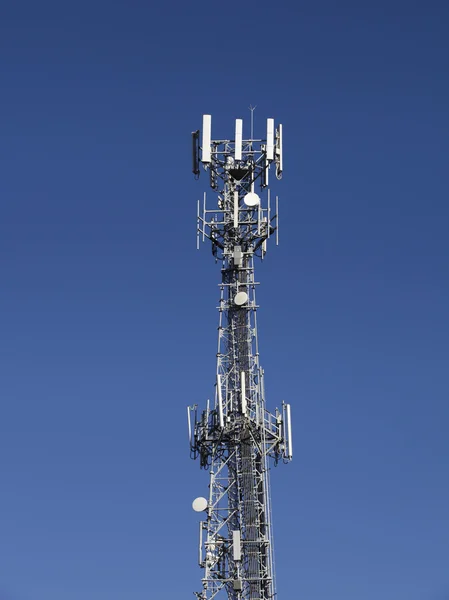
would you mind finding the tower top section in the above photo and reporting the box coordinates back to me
[193,113,284,261]
[192,114,283,190]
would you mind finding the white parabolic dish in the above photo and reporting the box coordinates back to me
[234,291,248,306]
[243,192,260,207]
[192,497,208,512]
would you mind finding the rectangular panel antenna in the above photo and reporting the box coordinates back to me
[202,115,212,163]
[241,371,247,414]
[217,374,224,428]
[198,521,204,566]
[233,191,239,228]
[283,403,292,458]
[187,406,192,445]
[192,130,200,175]
[235,119,242,161]
[266,118,274,161]
[232,530,242,561]
[276,125,284,176]
[261,150,269,188]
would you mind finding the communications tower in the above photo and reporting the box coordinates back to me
[188,113,293,600]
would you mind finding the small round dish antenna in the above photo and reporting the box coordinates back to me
[234,291,248,306]
[243,192,260,207]
[192,497,208,512]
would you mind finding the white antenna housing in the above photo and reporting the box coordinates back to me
[266,118,274,161]
[187,406,192,445]
[283,403,293,458]
[232,530,242,561]
[235,119,243,161]
[202,115,212,163]
[192,497,208,512]
[233,191,239,228]
[241,371,247,414]
[243,192,260,207]
[276,123,283,175]
[217,374,224,428]
[234,291,248,305]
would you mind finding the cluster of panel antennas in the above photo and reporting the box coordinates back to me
[188,399,293,469]
[192,114,283,182]
[193,114,284,259]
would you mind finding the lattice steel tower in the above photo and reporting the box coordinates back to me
[188,113,292,600]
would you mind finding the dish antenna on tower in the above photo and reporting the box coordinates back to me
[192,497,208,512]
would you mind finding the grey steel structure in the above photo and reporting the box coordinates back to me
[188,114,292,600]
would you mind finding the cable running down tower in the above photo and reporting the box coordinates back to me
[188,113,293,600]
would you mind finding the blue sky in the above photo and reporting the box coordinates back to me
[1,1,448,599]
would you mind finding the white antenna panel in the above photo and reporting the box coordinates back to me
[233,191,239,228]
[284,403,292,458]
[266,118,274,161]
[277,123,283,174]
[217,374,224,428]
[241,371,247,414]
[232,530,242,561]
[235,119,243,161]
[202,115,212,163]
[187,407,192,444]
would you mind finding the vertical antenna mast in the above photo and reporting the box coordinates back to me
[189,113,291,600]
[249,105,257,140]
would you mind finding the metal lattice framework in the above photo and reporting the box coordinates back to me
[188,114,292,600]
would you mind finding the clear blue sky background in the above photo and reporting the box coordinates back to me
[1,1,448,599]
